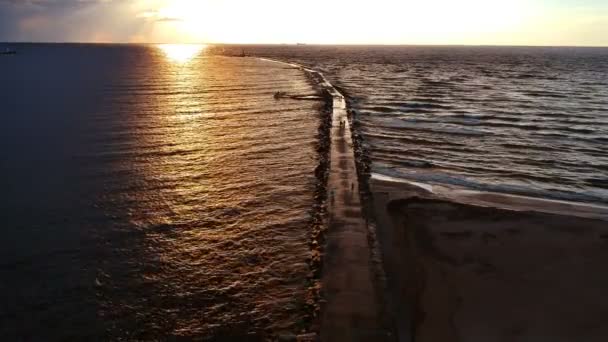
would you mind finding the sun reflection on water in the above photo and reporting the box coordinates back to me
[157,44,206,63]
[96,51,320,337]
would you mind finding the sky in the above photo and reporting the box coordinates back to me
[0,0,607,46]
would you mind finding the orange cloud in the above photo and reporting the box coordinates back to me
[19,15,50,32]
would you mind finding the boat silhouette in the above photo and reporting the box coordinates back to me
[1,48,16,55]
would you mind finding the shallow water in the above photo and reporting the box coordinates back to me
[253,45,608,204]
[0,44,320,339]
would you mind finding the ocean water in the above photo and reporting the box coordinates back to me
[2,43,608,340]
[0,44,321,339]
[254,45,608,204]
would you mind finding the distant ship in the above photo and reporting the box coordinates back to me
[1,48,16,55]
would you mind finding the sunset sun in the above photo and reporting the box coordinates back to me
[157,43,206,63]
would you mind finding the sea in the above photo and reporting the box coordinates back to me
[1,44,607,339]
[252,45,608,204]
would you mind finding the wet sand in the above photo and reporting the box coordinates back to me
[372,178,608,342]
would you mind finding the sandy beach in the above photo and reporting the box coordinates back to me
[371,177,608,341]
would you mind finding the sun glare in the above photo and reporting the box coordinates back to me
[147,0,531,45]
[158,44,206,63]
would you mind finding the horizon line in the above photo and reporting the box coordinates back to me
[2,41,608,48]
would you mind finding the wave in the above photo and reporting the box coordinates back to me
[371,167,608,208]
[254,45,608,206]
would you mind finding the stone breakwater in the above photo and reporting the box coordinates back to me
[261,58,393,340]
[303,69,392,341]
[303,78,333,333]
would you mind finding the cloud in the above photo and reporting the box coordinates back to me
[136,9,183,23]
[155,17,182,22]
[136,10,156,19]
[2,0,115,6]
[0,0,147,42]
[18,14,50,31]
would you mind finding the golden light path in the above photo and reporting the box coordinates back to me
[157,44,206,63]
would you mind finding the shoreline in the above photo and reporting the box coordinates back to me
[259,56,608,341]
[372,173,608,221]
